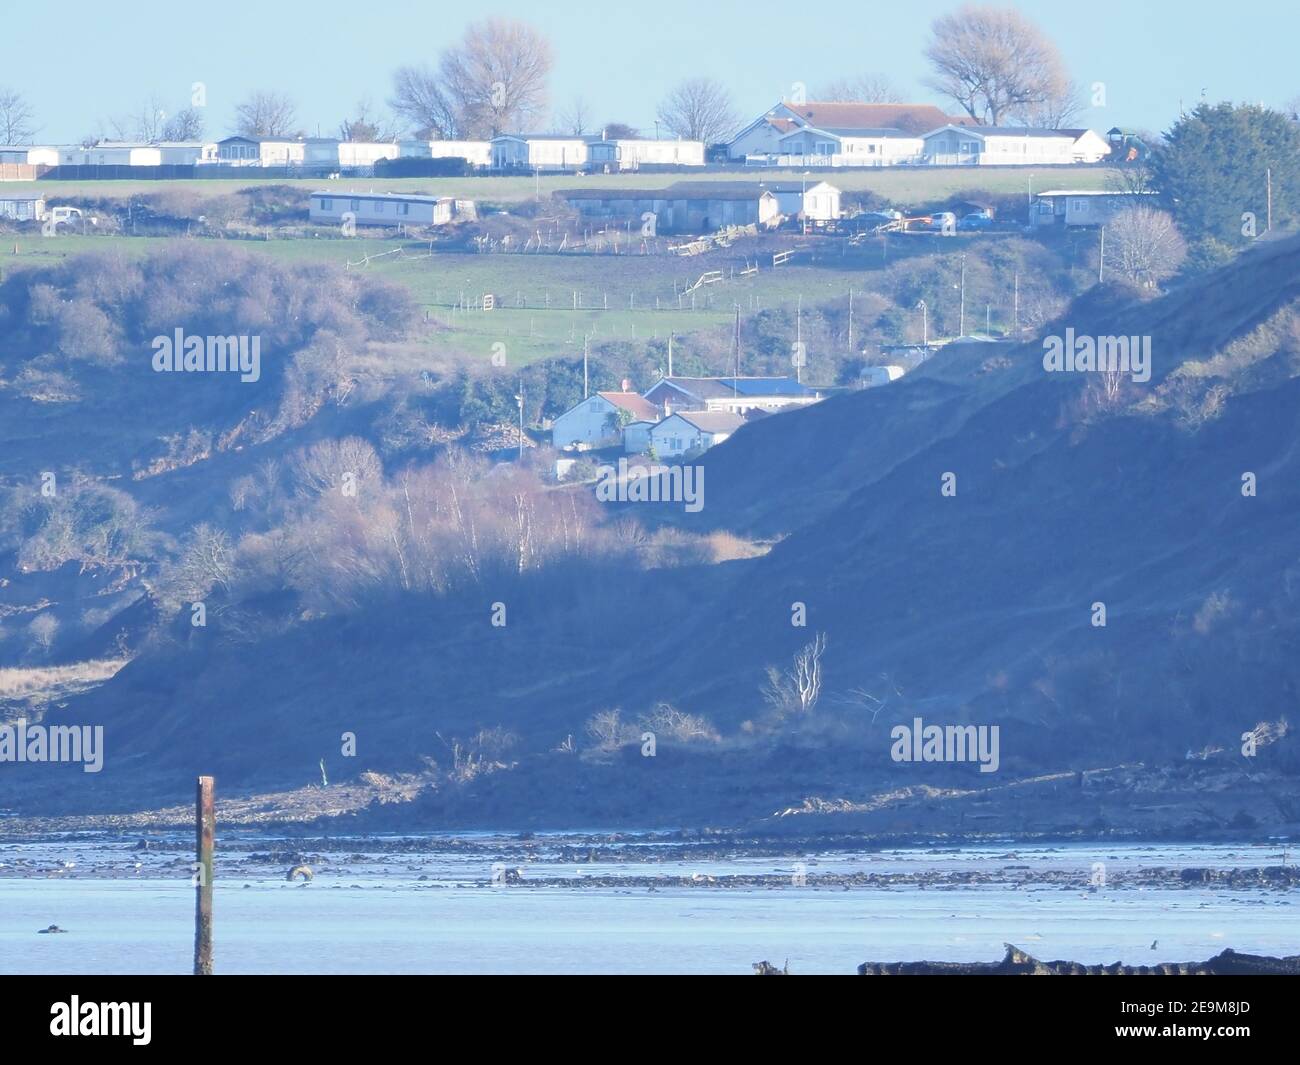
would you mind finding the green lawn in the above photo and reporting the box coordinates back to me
[0,226,1038,367]
[24,165,1120,207]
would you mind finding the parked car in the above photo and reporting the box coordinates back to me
[924,212,957,233]
[958,212,995,231]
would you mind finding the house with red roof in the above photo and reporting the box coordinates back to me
[552,391,661,451]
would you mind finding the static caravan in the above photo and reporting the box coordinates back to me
[309,190,458,227]
[492,134,589,171]
[400,140,493,168]
[767,181,841,222]
[216,137,307,166]
[586,137,705,171]
[0,192,45,221]
[59,143,162,166]
[0,145,59,167]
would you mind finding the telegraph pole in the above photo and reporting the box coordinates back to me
[959,255,967,337]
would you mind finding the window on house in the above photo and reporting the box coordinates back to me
[398,202,409,215]
[320,198,332,211]
[350,200,360,212]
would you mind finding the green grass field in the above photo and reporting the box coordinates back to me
[0,224,1037,366]
[24,165,1119,207]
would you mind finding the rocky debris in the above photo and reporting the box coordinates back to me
[858,944,1300,976]
[37,925,68,934]
[753,960,789,975]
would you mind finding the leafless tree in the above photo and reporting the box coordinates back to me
[657,77,739,144]
[818,74,902,103]
[390,65,462,139]
[557,96,591,136]
[639,703,719,743]
[0,86,38,143]
[441,17,554,137]
[924,5,1074,126]
[233,91,299,138]
[390,19,552,139]
[28,613,59,655]
[762,633,829,718]
[586,708,628,751]
[1106,206,1187,288]
[1016,80,1085,128]
[162,107,205,140]
[110,94,168,142]
[339,99,397,142]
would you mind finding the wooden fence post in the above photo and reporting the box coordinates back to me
[194,776,215,975]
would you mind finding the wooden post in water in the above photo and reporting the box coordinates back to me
[194,776,215,975]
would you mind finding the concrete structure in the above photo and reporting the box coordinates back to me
[862,364,907,388]
[649,410,745,458]
[0,192,45,221]
[400,140,493,167]
[309,190,465,227]
[586,136,705,171]
[492,134,589,171]
[552,392,661,450]
[922,126,1111,166]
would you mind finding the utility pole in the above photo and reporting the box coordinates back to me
[733,305,741,394]
[583,335,589,398]
[667,332,674,377]
[847,289,854,353]
[959,255,966,338]
[194,776,215,976]
[1267,167,1273,232]
[1099,226,1106,283]
[518,379,525,461]
[1013,272,1020,334]
[796,294,803,384]
[917,300,928,348]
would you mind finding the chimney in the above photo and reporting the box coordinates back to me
[664,399,673,418]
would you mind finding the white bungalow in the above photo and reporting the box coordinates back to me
[1031,189,1155,228]
[643,376,822,415]
[730,101,960,163]
[492,134,589,171]
[552,391,661,450]
[0,192,45,221]
[648,411,745,458]
[0,145,59,166]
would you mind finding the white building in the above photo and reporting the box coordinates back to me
[0,192,45,221]
[216,137,307,166]
[586,136,705,171]
[643,376,822,415]
[0,145,59,167]
[922,126,1112,166]
[492,134,589,171]
[559,183,781,233]
[767,181,841,222]
[1031,189,1155,228]
[730,101,960,163]
[862,365,906,388]
[57,141,216,166]
[552,392,661,450]
[399,140,493,167]
[649,411,745,458]
[309,191,464,227]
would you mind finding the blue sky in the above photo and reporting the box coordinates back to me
[5,0,1297,142]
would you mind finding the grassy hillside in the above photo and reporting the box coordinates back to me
[4,237,1297,827]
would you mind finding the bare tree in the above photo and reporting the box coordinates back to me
[0,86,37,143]
[819,74,902,103]
[109,93,168,142]
[234,91,298,138]
[761,633,828,718]
[28,613,59,656]
[390,19,552,139]
[585,708,629,751]
[557,96,591,136]
[339,99,397,142]
[389,64,462,139]
[1016,80,1085,129]
[924,5,1074,126]
[1106,206,1187,288]
[657,77,738,143]
[162,107,205,141]
[440,17,553,137]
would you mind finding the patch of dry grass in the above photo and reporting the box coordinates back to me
[0,658,129,704]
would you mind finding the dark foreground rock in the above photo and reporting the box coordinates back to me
[858,945,1300,975]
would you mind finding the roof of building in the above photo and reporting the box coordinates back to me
[557,187,662,201]
[494,133,588,142]
[1036,189,1154,198]
[311,190,451,204]
[778,101,962,135]
[928,125,1080,139]
[596,392,660,420]
[657,182,774,201]
[650,376,818,400]
[661,410,747,434]
[765,182,840,195]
